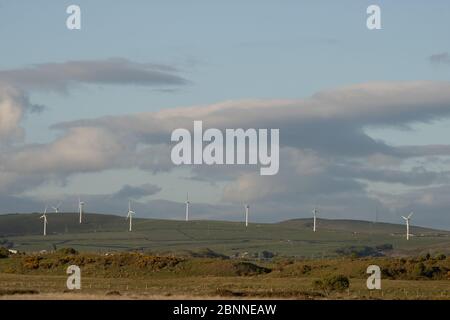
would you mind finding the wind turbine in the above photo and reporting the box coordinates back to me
[401,211,414,240]
[185,193,190,222]
[126,200,135,232]
[78,197,85,224]
[312,207,318,232]
[52,202,61,213]
[244,204,249,227]
[40,206,48,236]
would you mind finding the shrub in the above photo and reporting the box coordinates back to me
[435,254,446,261]
[23,256,42,269]
[57,248,79,255]
[0,247,9,259]
[234,262,271,276]
[301,264,312,274]
[259,251,275,259]
[335,246,383,258]
[313,275,350,294]
[413,262,426,278]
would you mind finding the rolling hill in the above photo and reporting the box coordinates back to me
[0,213,449,257]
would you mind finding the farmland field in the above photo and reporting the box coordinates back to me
[1,213,449,257]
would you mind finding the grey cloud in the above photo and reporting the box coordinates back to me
[53,81,450,158]
[29,103,46,114]
[395,145,450,157]
[0,58,188,157]
[6,81,450,192]
[377,185,450,229]
[0,58,188,93]
[332,164,450,186]
[114,183,162,200]
[429,52,450,65]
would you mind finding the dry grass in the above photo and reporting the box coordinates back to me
[0,252,449,300]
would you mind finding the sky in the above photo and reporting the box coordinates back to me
[1,1,450,229]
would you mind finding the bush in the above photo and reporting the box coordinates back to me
[234,262,271,276]
[0,247,9,259]
[375,244,393,251]
[313,275,350,294]
[23,256,42,269]
[413,262,426,278]
[335,246,383,258]
[301,264,312,274]
[435,254,446,261]
[259,251,275,259]
[57,248,79,255]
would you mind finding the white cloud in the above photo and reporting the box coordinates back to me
[0,86,27,142]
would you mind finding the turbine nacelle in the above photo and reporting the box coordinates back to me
[52,202,62,213]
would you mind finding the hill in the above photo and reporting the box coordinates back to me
[0,213,449,258]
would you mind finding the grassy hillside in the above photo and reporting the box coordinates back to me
[0,213,449,257]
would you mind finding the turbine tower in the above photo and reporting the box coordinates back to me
[127,200,135,232]
[78,198,85,224]
[40,206,48,236]
[185,193,190,222]
[312,207,318,232]
[245,204,249,227]
[52,202,61,213]
[401,211,414,240]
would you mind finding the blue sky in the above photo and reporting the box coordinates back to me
[1,1,450,228]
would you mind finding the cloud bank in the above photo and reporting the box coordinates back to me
[1,61,450,228]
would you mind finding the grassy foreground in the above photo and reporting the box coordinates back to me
[0,249,449,300]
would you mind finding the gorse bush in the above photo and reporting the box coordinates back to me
[17,252,183,276]
[313,275,350,294]
[380,256,449,280]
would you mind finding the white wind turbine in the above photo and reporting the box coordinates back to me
[126,200,135,232]
[312,207,318,232]
[185,193,190,222]
[40,206,48,236]
[52,202,61,213]
[78,197,85,224]
[244,204,250,227]
[401,211,414,240]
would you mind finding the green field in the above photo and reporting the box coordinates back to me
[1,213,449,258]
